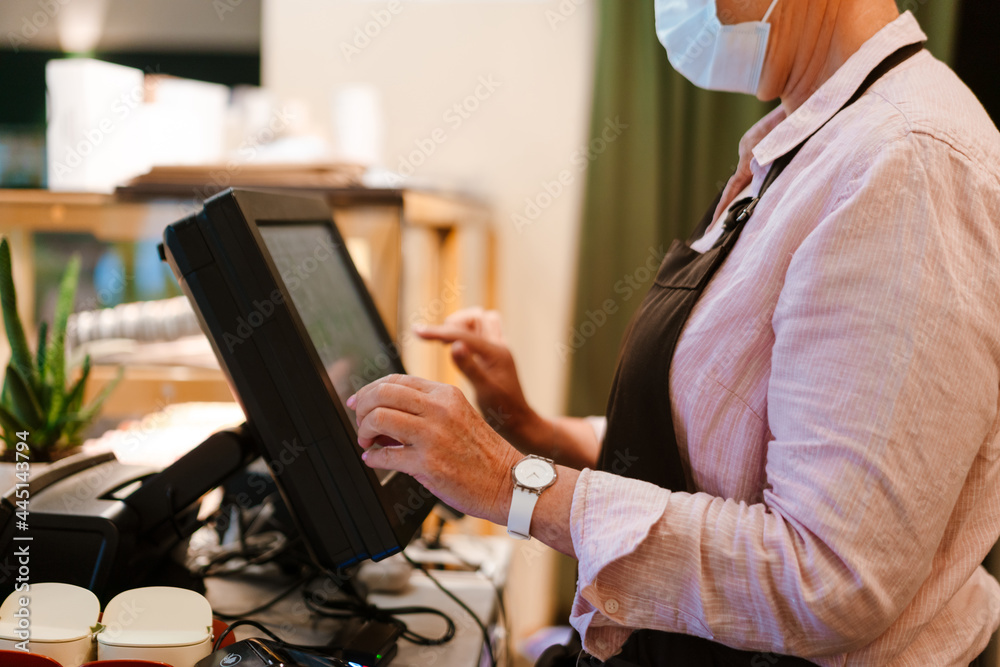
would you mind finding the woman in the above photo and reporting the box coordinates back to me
[346,0,1000,664]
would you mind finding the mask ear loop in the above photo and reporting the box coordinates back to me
[762,0,780,22]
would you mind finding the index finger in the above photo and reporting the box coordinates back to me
[441,307,487,333]
[412,326,503,358]
[440,307,505,343]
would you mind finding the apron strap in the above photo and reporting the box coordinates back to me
[722,40,926,233]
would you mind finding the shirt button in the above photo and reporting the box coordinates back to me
[604,598,620,615]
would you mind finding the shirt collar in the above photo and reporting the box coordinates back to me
[752,11,927,168]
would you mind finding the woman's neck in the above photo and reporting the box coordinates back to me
[779,2,900,113]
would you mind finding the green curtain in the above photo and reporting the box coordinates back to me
[566,0,960,417]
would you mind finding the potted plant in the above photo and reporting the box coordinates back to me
[0,237,120,463]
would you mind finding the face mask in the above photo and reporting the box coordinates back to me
[655,0,780,95]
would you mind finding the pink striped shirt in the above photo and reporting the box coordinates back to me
[572,12,1000,666]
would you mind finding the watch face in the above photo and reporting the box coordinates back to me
[514,458,556,489]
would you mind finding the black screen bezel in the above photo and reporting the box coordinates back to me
[162,188,433,568]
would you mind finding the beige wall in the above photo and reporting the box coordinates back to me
[261,0,596,425]
[262,0,596,641]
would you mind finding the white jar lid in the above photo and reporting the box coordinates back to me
[96,586,212,648]
[96,629,211,648]
[0,582,101,643]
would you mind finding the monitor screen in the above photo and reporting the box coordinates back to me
[162,189,433,568]
[258,224,400,425]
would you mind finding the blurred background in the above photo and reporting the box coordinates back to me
[0,0,997,663]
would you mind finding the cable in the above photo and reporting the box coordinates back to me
[197,533,300,578]
[212,573,457,661]
[212,573,313,620]
[205,541,488,661]
[425,514,448,549]
[425,537,510,667]
[191,493,313,578]
[214,619,285,651]
[489,577,509,667]
[304,576,456,647]
[402,551,497,667]
[212,618,347,655]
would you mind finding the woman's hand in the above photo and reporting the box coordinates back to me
[415,307,604,470]
[414,308,543,449]
[347,374,521,524]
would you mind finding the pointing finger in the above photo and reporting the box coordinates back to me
[412,327,504,359]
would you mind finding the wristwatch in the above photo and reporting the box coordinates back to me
[507,455,557,540]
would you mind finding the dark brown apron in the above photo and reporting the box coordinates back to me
[590,42,924,667]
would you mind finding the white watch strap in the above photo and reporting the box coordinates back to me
[507,487,539,540]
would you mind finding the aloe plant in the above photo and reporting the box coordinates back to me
[0,237,120,462]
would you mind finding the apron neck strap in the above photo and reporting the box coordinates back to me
[756,40,925,201]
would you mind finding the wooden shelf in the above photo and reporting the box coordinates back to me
[84,365,234,420]
[1,187,495,421]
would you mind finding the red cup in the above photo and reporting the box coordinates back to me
[0,651,63,667]
[212,618,237,650]
[80,661,174,667]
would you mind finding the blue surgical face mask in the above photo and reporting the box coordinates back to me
[655,0,780,95]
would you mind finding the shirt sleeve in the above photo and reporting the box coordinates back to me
[569,132,1000,660]
[584,415,607,446]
